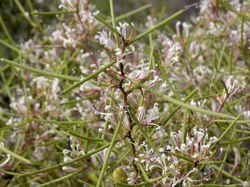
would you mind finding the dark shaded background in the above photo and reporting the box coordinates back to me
[0,0,198,58]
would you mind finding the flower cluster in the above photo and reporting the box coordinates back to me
[0,0,249,186]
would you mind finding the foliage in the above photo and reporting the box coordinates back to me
[0,0,250,186]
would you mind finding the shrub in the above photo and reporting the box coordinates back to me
[0,0,249,186]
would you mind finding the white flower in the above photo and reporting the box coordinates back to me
[200,0,213,15]
[80,82,99,92]
[104,105,112,111]
[33,76,49,90]
[127,172,137,184]
[128,63,149,80]
[24,12,30,19]
[137,103,159,125]
[176,21,192,38]
[242,181,249,187]
[146,75,159,87]
[51,78,60,100]
[62,24,78,48]
[59,0,77,11]
[224,76,246,94]
[10,96,28,114]
[116,22,130,40]
[95,111,113,121]
[157,34,181,65]
[51,30,64,42]
[182,22,192,37]
[164,43,181,64]
[145,16,157,28]
[79,9,99,28]
[193,128,205,142]
[138,106,146,122]
[95,31,116,50]
[62,137,85,165]
[243,111,250,120]
[209,136,217,143]
[159,148,165,153]
[208,22,223,36]
[62,166,77,172]
[193,65,212,82]
[145,103,159,123]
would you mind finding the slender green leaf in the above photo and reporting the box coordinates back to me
[62,61,116,94]
[96,113,124,187]
[31,10,74,16]
[212,113,241,147]
[132,81,232,119]
[211,165,244,184]
[0,39,22,54]
[1,58,79,81]
[36,168,82,187]
[130,3,197,44]
[20,143,110,177]
[115,4,151,22]
[0,144,32,164]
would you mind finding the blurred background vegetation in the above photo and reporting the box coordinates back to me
[0,0,198,58]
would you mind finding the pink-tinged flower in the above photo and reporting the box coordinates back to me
[95,31,116,50]
[137,103,159,125]
[116,22,130,40]
[127,63,149,81]
[59,0,78,11]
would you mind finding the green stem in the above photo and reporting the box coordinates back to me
[199,184,240,187]
[0,169,21,176]
[95,15,120,35]
[213,145,230,183]
[212,114,241,149]
[214,119,250,124]
[1,58,79,81]
[163,87,198,126]
[14,0,37,28]
[105,149,131,176]
[109,0,118,43]
[0,16,14,44]
[31,10,74,16]
[182,109,189,144]
[115,4,151,22]
[31,4,150,21]
[20,143,110,177]
[149,34,155,70]
[221,136,250,144]
[62,61,116,94]
[36,168,82,187]
[134,81,232,119]
[211,165,244,184]
[138,162,150,181]
[26,118,93,125]
[0,39,22,54]
[96,113,124,187]
[130,3,197,44]
[0,144,32,165]
[129,105,161,157]
[60,130,103,142]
